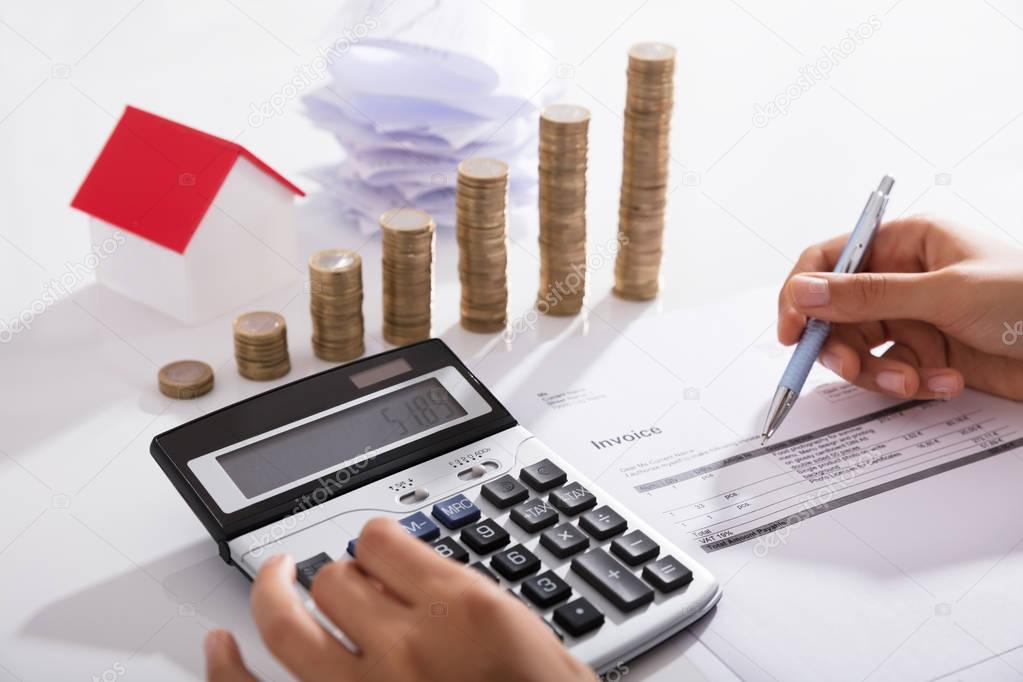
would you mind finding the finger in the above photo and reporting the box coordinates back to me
[817,336,862,383]
[784,270,949,325]
[851,353,920,398]
[884,319,953,368]
[251,555,353,680]
[915,367,964,400]
[311,558,409,653]
[204,630,259,682]
[354,517,472,605]
[778,234,850,343]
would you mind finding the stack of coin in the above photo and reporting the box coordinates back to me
[158,360,214,399]
[456,157,509,333]
[380,207,435,345]
[309,248,365,362]
[537,104,590,315]
[614,42,676,301]
[233,311,290,380]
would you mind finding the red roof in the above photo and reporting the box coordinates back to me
[71,106,304,254]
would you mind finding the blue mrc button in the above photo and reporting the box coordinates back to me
[432,494,481,529]
[399,511,441,541]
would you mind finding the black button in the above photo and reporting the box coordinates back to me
[470,562,499,582]
[571,549,654,612]
[548,482,597,515]
[610,530,660,566]
[430,537,469,564]
[295,552,331,590]
[521,570,572,608]
[520,459,568,491]
[540,523,590,559]
[461,519,510,554]
[579,505,627,540]
[481,475,529,508]
[643,556,694,593]
[491,544,541,580]
[553,597,604,637]
[510,497,559,533]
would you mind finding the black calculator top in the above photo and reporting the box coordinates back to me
[151,339,516,546]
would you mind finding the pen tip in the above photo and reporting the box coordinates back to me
[761,434,769,446]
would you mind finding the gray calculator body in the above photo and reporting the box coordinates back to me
[152,340,721,674]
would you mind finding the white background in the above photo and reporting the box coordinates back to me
[1,0,1022,680]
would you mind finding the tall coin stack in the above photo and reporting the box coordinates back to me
[309,248,365,362]
[614,42,676,301]
[456,157,509,333]
[537,104,590,315]
[233,311,290,380]
[381,207,435,346]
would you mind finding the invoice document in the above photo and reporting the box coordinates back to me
[474,287,1023,682]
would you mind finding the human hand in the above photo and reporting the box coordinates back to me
[778,216,1023,401]
[203,517,595,682]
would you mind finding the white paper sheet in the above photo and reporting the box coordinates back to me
[473,287,1023,682]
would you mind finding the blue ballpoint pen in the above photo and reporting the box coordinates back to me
[760,175,895,444]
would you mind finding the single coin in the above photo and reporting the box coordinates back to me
[158,360,214,399]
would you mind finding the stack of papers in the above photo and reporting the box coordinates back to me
[303,0,559,233]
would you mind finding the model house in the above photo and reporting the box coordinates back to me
[71,106,304,323]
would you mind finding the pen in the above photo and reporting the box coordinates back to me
[760,175,895,444]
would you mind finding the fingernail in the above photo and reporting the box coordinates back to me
[876,371,907,395]
[792,275,830,307]
[821,351,843,376]
[203,630,223,659]
[927,374,959,394]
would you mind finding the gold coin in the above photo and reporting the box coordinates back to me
[158,360,214,399]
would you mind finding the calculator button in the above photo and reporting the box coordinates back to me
[548,482,597,515]
[610,530,660,566]
[521,570,572,608]
[520,459,568,491]
[295,553,332,590]
[579,505,627,540]
[539,523,590,559]
[461,519,510,554]
[572,549,655,612]
[481,475,529,508]
[510,498,559,533]
[346,539,357,557]
[491,544,541,580]
[553,597,604,637]
[470,562,499,582]
[431,494,482,530]
[430,537,470,564]
[643,556,694,593]
[399,511,441,541]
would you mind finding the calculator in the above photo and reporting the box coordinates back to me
[151,339,721,673]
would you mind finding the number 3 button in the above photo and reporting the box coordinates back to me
[521,570,572,607]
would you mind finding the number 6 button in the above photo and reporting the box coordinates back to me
[491,544,540,580]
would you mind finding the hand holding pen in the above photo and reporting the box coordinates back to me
[764,208,1023,443]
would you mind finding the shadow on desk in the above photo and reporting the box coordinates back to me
[20,541,286,681]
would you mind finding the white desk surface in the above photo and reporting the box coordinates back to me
[2,1,1022,680]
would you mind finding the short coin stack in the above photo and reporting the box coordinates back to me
[158,360,214,399]
[233,311,291,380]
[309,248,365,362]
[456,157,509,333]
[614,42,676,301]
[381,208,435,345]
[537,104,590,315]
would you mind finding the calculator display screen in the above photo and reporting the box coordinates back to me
[216,378,467,498]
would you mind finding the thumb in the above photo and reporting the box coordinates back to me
[785,271,946,324]
[204,629,259,682]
